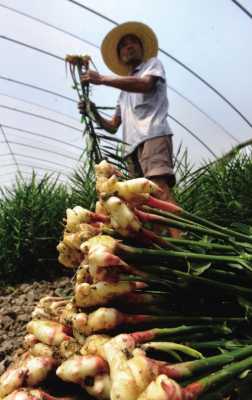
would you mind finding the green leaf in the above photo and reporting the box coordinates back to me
[191,262,212,276]
[238,297,252,319]
[230,223,252,236]
[239,369,252,379]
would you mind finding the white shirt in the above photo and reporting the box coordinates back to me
[115,57,173,156]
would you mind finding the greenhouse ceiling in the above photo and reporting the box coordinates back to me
[0,0,251,187]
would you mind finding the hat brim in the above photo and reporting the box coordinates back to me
[101,21,158,76]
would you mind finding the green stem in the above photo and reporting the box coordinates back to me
[183,355,252,398]
[142,342,203,359]
[170,269,252,298]
[148,324,231,339]
[185,340,252,351]
[143,205,252,244]
[139,207,230,241]
[182,209,252,244]
[199,382,240,400]
[123,265,252,299]
[163,237,235,253]
[118,243,252,272]
[178,345,252,380]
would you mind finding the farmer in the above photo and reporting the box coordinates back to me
[78,21,176,205]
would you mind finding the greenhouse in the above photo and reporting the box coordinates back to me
[1,1,252,399]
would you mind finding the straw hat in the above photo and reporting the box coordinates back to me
[101,21,158,76]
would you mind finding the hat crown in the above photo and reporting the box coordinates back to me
[101,21,158,76]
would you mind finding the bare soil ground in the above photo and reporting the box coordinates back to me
[0,277,71,375]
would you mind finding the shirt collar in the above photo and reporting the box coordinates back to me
[130,61,144,75]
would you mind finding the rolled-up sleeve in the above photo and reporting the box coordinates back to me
[115,93,122,118]
[141,57,166,81]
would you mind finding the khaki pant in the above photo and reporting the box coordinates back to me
[126,135,176,187]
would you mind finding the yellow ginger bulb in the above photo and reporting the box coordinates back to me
[80,235,124,280]
[3,389,34,400]
[24,356,55,386]
[3,388,71,400]
[103,335,139,400]
[137,375,183,400]
[84,373,111,400]
[115,178,161,201]
[127,351,157,395]
[0,355,54,398]
[101,336,161,400]
[30,343,54,358]
[63,223,102,250]
[63,232,82,250]
[97,175,118,196]
[0,367,27,398]
[81,235,117,255]
[95,160,161,200]
[65,54,91,66]
[96,200,109,216]
[3,389,58,400]
[71,312,88,334]
[27,320,71,346]
[59,338,81,359]
[57,241,82,268]
[23,334,38,349]
[88,246,128,282]
[72,308,121,336]
[103,197,141,236]
[66,207,91,232]
[80,335,110,358]
[95,160,121,179]
[59,301,77,326]
[75,308,123,336]
[75,281,135,308]
[76,263,90,284]
[95,160,122,196]
[65,206,108,233]
[56,355,108,384]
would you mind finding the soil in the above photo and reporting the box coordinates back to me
[0,277,72,376]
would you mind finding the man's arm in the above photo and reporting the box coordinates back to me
[93,108,121,134]
[81,71,158,93]
[78,101,121,134]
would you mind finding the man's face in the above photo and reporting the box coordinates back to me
[118,34,144,65]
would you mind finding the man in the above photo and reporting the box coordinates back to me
[79,21,176,204]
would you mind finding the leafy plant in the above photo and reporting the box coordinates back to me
[176,147,252,227]
[0,173,72,282]
[69,160,97,211]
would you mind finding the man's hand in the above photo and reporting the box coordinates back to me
[78,100,96,115]
[80,70,103,85]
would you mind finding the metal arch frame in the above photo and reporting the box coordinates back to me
[0,152,75,170]
[0,104,82,132]
[0,124,20,174]
[6,140,79,162]
[0,92,79,123]
[0,169,66,181]
[0,162,70,177]
[1,77,218,157]
[0,2,100,49]
[2,124,83,151]
[230,0,252,18]
[0,75,239,144]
